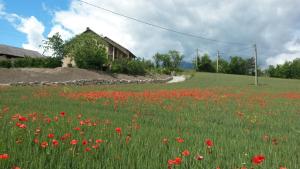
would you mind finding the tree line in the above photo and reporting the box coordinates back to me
[194,54,258,76]
[267,59,300,79]
[194,53,300,79]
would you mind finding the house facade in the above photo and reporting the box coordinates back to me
[0,44,42,60]
[62,27,136,67]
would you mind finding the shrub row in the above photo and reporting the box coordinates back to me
[0,57,62,68]
[111,59,154,75]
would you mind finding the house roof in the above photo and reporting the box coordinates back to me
[83,27,136,58]
[0,44,43,58]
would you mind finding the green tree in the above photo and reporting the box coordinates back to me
[228,56,247,75]
[213,58,229,73]
[65,32,108,70]
[42,32,65,58]
[168,50,184,71]
[197,54,215,72]
[290,58,300,79]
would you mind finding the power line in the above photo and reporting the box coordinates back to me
[77,0,250,46]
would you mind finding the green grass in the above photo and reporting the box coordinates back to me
[0,72,299,169]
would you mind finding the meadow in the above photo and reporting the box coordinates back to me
[0,72,299,169]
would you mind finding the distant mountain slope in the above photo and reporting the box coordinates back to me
[180,61,194,69]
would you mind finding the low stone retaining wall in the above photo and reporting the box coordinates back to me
[8,77,173,86]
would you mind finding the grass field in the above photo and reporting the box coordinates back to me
[0,72,299,169]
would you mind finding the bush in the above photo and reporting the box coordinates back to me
[43,57,62,68]
[0,60,12,68]
[65,32,108,70]
[12,57,62,68]
[111,59,148,75]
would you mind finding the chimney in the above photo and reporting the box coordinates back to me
[86,27,90,31]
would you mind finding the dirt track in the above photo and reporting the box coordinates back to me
[0,68,170,84]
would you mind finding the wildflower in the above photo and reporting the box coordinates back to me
[82,139,88,145]
[18,116,28,122]
[73,127,81,131]
[54,116,59,122]
[0,153,9,159]
[182,150,190,156]
[176,137,184,143]
[95,139,103,144]
[85,147,91,152]
[33,138,39,144]
[252,155,265,164]
[16,123,26,129]
[92,144,99,149]
[70,139,78,145]
[195,154,204,161]
[279,167,287,169]
[115,127,122,134]
[12,166,21,169]
[40,141,48,148]
[48,133,55,138]
[60,112,66,117]
[174,157,182,165]
[205,139,213,148]
[162,138,168,144]
[52,139,59,146]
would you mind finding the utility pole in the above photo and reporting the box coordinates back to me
[217,50,220,73]
[254,44,258,86]
[196,48,199,68]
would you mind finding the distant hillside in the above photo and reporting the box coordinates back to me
[180,61,194,69]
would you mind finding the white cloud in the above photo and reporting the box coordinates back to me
[266,37,300,66]
[48,0,300,65]
[0,3,45,53]
[16,16,45,53]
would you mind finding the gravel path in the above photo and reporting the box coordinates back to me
[167,75,186,83]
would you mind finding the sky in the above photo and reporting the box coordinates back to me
[0,0,300,67]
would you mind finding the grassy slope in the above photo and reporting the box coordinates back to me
[0,72,299,169]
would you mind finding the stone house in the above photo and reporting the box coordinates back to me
[62,27,136,67]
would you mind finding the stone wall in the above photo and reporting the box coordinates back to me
[9,77,173,86]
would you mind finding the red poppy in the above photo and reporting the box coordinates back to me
[40,141,48,148]
[73,127,81,131]
[252,155,265,164]
[176,137,184,143]
[168,159,175,166]
[54,116,59,122]
[182,150,190,156]
[79,121,85,126]
[70,139,78,145]
[48,133,55,138]
[12,166,21,169]
[52,139,59,146]
[82,139,88,145]
[174,157,182,165]
[33,138,39,144]
[60,112,66,117]
[16,123,26,129]
[280,167,287,169]
[115,127,122,134]
[205,139,213,148]
[18,116,28,122]
[0,153,9,159]
[85,147,91,152]
[92,144,99,149]
[96,139,103,144]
